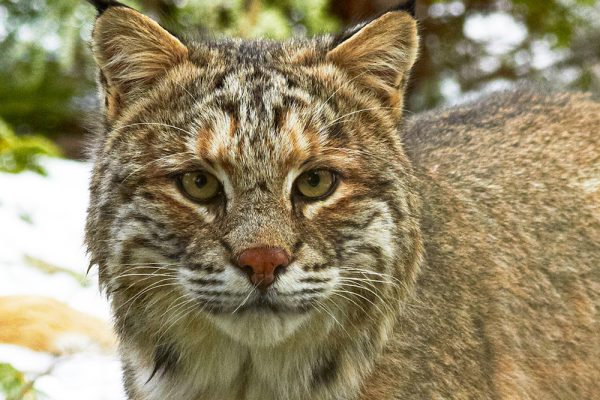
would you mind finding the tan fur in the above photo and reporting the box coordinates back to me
[84,4,599,399]
[0,296,116,354]
[326,12,419,116]
[365,91,600,399]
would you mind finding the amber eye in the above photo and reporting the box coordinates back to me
[295,170,337,200]
[179,171,221,202]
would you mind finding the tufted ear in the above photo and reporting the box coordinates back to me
[88,1,189,120]
[326,3,419,117]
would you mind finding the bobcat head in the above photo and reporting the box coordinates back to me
[85,0,422,350]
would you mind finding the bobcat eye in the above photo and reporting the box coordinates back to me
[295,170,337,200]
[178,171,221,202]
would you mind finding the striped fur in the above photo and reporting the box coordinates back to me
[85,3,600,400]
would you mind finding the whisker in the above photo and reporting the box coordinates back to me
[114,273,178,280]
[339,276,400,287]
[155,296,199,349]
[322,106,405,130]
[154,292,191,323]
[113,273,180,294]
[111,266,179,293]
[331,286,389,317]
[340,267,405,286]
[114,262,184,267]
[313,300,352,340]
[231,280,262,314]
[116,277,180,320]
[336,281,394,314]
[327,291,380,327]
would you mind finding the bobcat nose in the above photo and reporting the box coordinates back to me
[236,247,290,291]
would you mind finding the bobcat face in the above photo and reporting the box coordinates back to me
[86,5,421,348]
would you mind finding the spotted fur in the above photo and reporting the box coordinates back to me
[85,2,600,399]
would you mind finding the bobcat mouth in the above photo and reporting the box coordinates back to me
[197,292,314,315]
[238,296,282,313]
[236,295,314,314]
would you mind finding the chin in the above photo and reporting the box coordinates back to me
[207,308,312,347]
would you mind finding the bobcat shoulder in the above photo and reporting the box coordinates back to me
[361,91,600,398]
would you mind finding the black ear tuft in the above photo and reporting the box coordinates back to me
[391,0,417,18]
[86,0,129,15]
[332,22,368,48]
[332,0,417,47]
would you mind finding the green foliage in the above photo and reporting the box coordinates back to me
[0,118,61,175]
[0,363,38,400]
[410,0,600,110]
[0,0,96,140]
[168,0,338,39]
[24,254,91,287]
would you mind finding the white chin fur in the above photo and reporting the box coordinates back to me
[208,310,311,347]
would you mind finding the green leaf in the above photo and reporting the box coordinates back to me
[0,363,38,400]
[0,118,61,175]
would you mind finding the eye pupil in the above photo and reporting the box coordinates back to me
[307,172,320,187]
[195,174,207,188]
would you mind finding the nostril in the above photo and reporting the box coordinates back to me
[274,264,287,276]
[242,265,254,278]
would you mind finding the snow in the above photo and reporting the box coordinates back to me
[464,12,528,55]
[0,157,125,400]
[0,344,124,400]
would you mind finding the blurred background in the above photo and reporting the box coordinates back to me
[0,0,599,399]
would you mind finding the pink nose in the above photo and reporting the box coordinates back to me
[237,247,290,291]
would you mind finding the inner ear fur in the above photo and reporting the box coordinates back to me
[326,11,419,115]
[91,6,188,119]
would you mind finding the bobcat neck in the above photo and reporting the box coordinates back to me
[119,283,408,400]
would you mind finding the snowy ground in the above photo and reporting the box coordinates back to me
[0,157,126,399]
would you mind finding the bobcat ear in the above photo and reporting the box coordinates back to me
[89,2,188,120]
[326,6,419,116]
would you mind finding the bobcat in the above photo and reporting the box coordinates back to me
[84,0,600,399]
